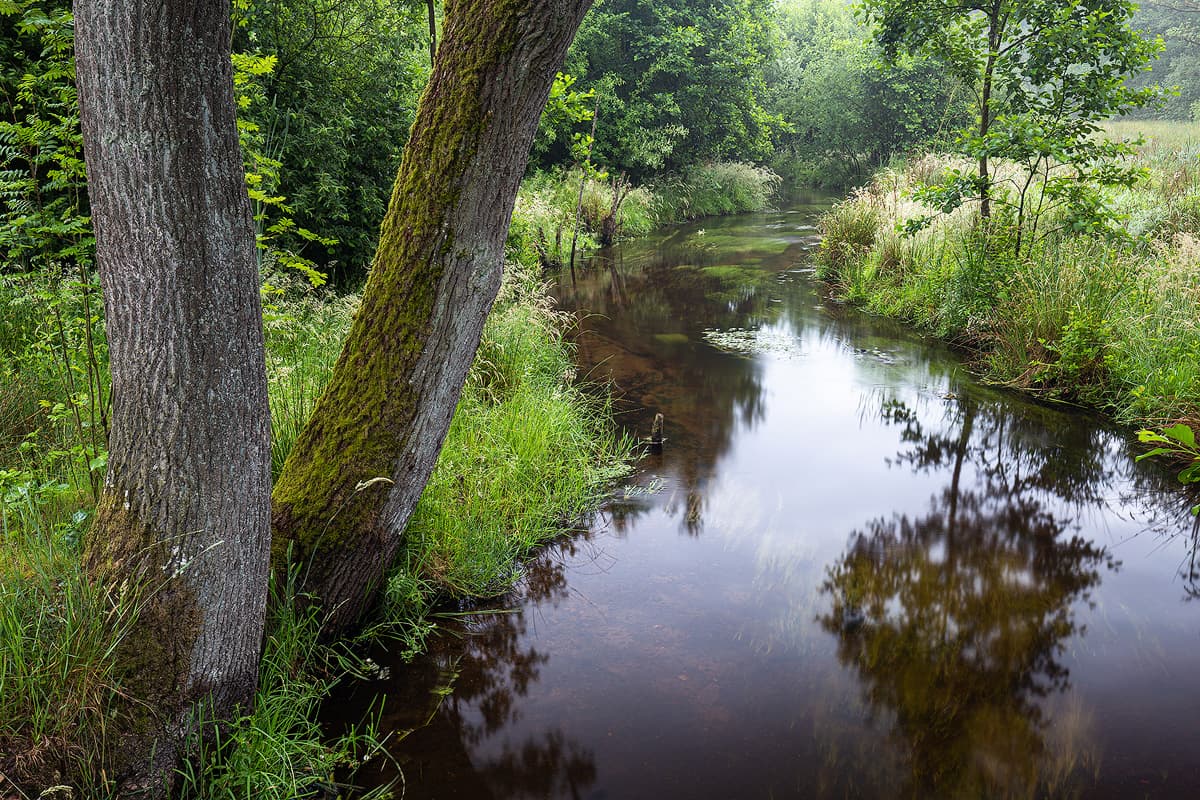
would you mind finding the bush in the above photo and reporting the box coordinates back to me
[654,161,782,221]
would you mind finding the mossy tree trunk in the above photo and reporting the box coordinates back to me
[75,0,270,793]
[271,0,593,636]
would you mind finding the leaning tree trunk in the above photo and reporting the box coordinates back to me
[75,0,270,792]
[271,0,593,636]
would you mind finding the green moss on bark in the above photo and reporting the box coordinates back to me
[84,491,204,790]
[270,0,546,578]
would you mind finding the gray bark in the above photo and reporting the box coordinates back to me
[74,0,270,791]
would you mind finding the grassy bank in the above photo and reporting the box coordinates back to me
[0,205,633,794]
[815,122,1200,424]
[262,257,634,658]
[510,161,782,266]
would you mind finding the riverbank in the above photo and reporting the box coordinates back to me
[0,160,779,796]
[815,123,1200,425]
[510,161,783,267]
[0,266,631,797]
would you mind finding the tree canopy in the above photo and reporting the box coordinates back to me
[862,0,1163,232]
[537,0,781,177]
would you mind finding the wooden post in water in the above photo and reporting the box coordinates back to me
[650,412,664,451]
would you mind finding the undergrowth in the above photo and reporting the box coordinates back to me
[260,257,635,656]
[398,282,632,602]
[175,570,391,800]
[0,496,130,793]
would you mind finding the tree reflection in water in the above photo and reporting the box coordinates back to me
[336,535,600,799]
[821,394,1120,799]
[560,231,781,538]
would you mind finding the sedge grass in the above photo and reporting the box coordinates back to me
[401,299,633,599]
[0,491,135,794]
[653,162,783,222]
[263,292,357,480]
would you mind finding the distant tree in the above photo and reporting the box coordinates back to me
[538,0,781,177]
[1134,0,1200,117]
[862,0,1163,226]
[74,0,270,793]
[767,0,966,184]
[271,0,594,637]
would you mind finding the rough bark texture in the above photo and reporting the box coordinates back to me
[74,0,270,792]
[272,0,593,635]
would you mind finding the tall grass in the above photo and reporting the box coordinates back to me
[654,161,783,221]
[177,571,390,800]
[816,140,1200,422]
[509,169,658,265]
[400,293,632,599]
[263,291,357,479]
[0,487,134,792]
[1100,119,1200,153]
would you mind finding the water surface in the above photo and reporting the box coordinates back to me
[340,198,1200,799]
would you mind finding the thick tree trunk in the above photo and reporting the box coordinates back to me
[75,0,270,792]
[271,0,593,635]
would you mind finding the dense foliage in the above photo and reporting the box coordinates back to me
[766,0,968,187]
[231,0,429,276]
[541,0,782,177]
[0,0,89,273]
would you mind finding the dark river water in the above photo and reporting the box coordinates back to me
[339,198,1200,799]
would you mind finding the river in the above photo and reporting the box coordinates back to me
[337,196,1200,799]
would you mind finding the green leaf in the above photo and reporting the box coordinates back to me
[1137,429,1170,444]
[1163,423,1196,449]
[1178,463,1200,485]
[1134,447,1174,462]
